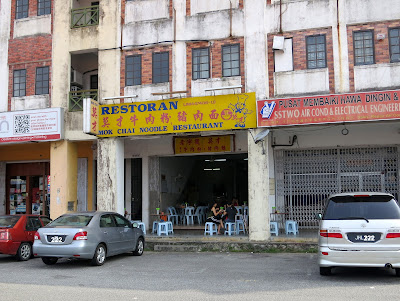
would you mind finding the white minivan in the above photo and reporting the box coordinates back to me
[318,192,400,276]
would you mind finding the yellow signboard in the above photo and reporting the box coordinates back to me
[83,98,99,135]
[97,93,256,137]
[175,135,232,154]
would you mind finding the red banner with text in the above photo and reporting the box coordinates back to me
[257,90,400,127]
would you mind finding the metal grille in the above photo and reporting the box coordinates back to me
[275,146,399,229]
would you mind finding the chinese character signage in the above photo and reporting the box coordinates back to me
[257,89,400,127]
[96,93,256,137]
[83,98,99,135]
[174,135,232,154]
[0,108,64,143]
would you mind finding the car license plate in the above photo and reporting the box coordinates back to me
[47,235,66,243]
[347,232,381,243]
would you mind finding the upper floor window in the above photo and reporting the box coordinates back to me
[152,52,169,84]
[126,55,142,86]
[16,0,29,19]
[389,28,400,63]
[354,30,375,66]
[35,66,49,95]
[222,44,240,77]
[13,69,27,97]
[38,0,51,16]
[192,48,210,80]
[306,35,326,69]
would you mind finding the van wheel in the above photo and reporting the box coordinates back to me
[16,242,32,261]
[91,244,106,266]
[42,257,58,265]
[133,237,144,256]
[320,267,331,276]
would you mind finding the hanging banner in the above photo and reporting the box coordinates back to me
[174,135,232,154]
[0,108,64,143]
[97,93,256,137]
[257,89,400,127]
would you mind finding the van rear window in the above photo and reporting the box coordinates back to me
[323,195,400,220]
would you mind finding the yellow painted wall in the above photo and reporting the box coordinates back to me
[0,143,50,161]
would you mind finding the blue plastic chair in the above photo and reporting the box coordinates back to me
[157,222,169,236]
[184,207,195,225]
[270,221,278,236]
[204,222,218,236]
[285,220,299,235]
[152,221,158,234]
[167,207,179,225]
[236,220,245,235]
[224,222,236,236]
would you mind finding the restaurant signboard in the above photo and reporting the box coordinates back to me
[0,108,64,143]
[257,89,400,127]
[174,135,232,154]
[96,93,256,137]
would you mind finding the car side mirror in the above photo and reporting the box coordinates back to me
[315,213,323,220]
[131,222,138,228]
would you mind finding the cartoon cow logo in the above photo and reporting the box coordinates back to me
[228,94,253,128]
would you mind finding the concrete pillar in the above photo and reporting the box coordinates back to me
[142,156,150,230]
[172,0,186,92]
[248,129,270,241]
[0,162,5,215]
[125,158,132,218]
[50,141,78,219]
[97,138,124,214]
[0,0,11,112]
[244,0,268,100]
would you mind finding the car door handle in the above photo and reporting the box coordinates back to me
[103,231,108,234]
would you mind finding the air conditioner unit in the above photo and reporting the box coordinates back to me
[272,36,285,51]
[71,69,83,86]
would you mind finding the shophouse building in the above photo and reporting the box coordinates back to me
[0,0,399,242]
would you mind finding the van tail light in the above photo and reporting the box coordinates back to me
[73,231,88,240]
[386,232,400,238]
[0,231,10,240]
[320,229,343,238]
[34,232,40,240]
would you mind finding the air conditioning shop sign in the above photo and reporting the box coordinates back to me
[257,89,400,127]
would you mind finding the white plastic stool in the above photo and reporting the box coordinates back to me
[152,221,158,234]
[137,222,146,235]
[236,220,245,235]
[285,220,299,235]
[270,221,278,236]
[157,222,169,236]
[166,221,173,234]
[224,222,236,236]
[204,222,218,236]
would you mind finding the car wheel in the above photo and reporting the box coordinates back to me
[42,257,58,265]
[133,237,144,256]
[320,267,331,276]
[395,268,400,277]
[91,244,106,266]
[16,242,32,261]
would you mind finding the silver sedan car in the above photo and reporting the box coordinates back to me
[33,211,144,266]
[318,192,400,276]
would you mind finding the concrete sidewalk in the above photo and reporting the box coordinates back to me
[145,229,319,253]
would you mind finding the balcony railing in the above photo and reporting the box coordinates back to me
[69,89,98,112]
[71,5,99,28]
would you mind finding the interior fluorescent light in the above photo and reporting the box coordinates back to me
[244,158,248,161]
[213,168,221,171]
[204,168,213,171]
[214,159,226,162]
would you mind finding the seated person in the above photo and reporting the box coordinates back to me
[224,200,237,224]
[206,202,225,234]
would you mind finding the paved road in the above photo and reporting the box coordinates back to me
[0,251,399,301]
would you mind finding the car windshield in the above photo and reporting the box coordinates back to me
[49,215,93,227]
[323,195,400,220]
[0,216,21,228]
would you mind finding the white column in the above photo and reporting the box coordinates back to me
[248,129,270,241]
[0,0,11,112]
[172,0,187,92]
[244,0,268,99]
[125,159,132,218]
[97,138,125,214]
[142,156,150,231]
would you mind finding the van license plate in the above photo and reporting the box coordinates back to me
[347,233,381,243]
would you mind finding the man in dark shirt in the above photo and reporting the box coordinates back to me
[225,201,237,223]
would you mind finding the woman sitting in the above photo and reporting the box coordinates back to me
[206,202,225,234]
